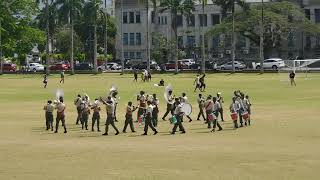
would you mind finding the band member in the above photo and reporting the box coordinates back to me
[171,98,186,134]
[101,96,119,136]
[91,99,101,132]
[54,97,67,133]
[204,95,213,128]
[59,70,65,84]
[199,74,206,92]
[238,93,247,127]
[137,91,147,121]
[80,99,90,130]
[245,95,252,126]
[180,93,192,122]
[43,74,48,88]
[289,71,296,86]
[43,100,54,131]
[133,69,138,82]
[74,94,82,125]
[233,91,243,127]
[142,101,158,135]
[123,101,137,133]
[110,91,118,122]
[162,90,174,121]
[197,94,206,121]
[230,97,240,129]
[194,75,201,92]
[211,97,223,132]
[151,94,159,127]
[217,92,224,122]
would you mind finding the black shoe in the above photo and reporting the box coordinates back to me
[64,130,67,133]
[154,131,158,135]
[46,128,49,131]
[142,133,147,136]
[122,131,127,133]
[132,131,136,133]
[98,130,101,132]
[54,131,58,133]
[211,129,215,132]
[189,119,192,122]
[197,119,200,121]
[92,129,94,132]
[218,128,223,131]
[240,124,244,127]
[102,133,108,136]
[115,132,119,135]
[115,120,118,122]
[86,128,88,130]
[171,132,175,135]
[181,131,186,134]
[162,117,166,121]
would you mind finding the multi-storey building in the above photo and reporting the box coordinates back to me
[114,0,320,63]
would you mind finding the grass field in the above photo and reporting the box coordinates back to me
[0,73,319,180]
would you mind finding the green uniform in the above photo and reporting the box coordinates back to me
[91,102,101,131]
[123,105,136,133]
[44,104,54,131]
[55,102,67,133]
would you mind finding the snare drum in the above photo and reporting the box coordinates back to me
[242,111,250,121]
[230,112,238,121]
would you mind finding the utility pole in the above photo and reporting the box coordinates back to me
[45,0,50,75]
[146,1,151,72]
[260,0,264,73]
[104,0,108,68]
[231,0,236,73]
[201,3,206,74]
[121,0,124,74]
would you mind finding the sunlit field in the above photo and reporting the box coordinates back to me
[0,73,319,180]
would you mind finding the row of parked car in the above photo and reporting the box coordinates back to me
[1,58,287,73]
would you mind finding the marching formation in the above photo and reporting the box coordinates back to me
[43,75,253,136]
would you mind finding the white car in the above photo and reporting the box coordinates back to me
[179,59,195,66]
[256,58,285,70]
[28,63,45,72]
[219,61,246,70]
[106,63,122,70]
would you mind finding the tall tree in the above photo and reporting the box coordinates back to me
[160,0,195,73]
[55,0,84,74]
[83,0,103,74]
[199,0,207,74]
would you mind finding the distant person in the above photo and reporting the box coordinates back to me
[123,101,137,133]
[217,92,224,122]
[148,71,152,81]
[199,74,206,92]
[43,74,48,88]
[158,79,164,86]
[133,69,138,82]
[194,74,201,92]
[196,94,206,121]
[289,71,296,86]
[60,70,65,84]
[43,100,54,131]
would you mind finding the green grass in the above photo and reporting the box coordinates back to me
[0,73,319,180]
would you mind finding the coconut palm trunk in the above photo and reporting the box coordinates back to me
[93,24,98,74]
[201,3,206,74]
[70,11,75,75]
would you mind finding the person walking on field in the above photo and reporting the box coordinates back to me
[60,70,65,84]
[54,97,67,133]
[217,92,224,122]
[91,99,101,132]
[171,98,186,134]
[43,74,48,88]
[211,97,223,132]
[43,100,54,131]
[151,94,159,127]
[230,97,240,129]
[289,71,296,86]
[74,94,82,125]
[197,94,206,121]
[101,96,119,136]
[142,101,158,135]
[204,95,214,128]
[123,101,137,133]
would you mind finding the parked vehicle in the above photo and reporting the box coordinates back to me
[106,63,122,70]
[3,63,17,72]
[49,63,69,71]
[255,58,285,70]
[219,61,246,70]
[75,63,93,70]
[178,59,195,67]
[27,63,45,72]
[132,61,160,70]
[164,61,188,70]
[189,61,216,70]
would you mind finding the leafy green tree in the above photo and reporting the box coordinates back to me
[55,0,84,74]
[160,0,195,73]
[208,1,320,58]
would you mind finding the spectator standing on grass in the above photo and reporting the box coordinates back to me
[60,70,65,84]
[289,71,296,86]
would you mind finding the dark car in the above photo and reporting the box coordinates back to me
[3,63,17,72]
[132,62,160,70]
[49,63,69,71]
[164,61,188,70]
[75,63,93,70]
[190,61,215,70]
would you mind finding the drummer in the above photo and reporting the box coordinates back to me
[180,93,192,122]
[230,97,240,129]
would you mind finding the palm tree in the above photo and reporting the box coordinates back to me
[55,0,84,75]
[199,0,207,74]
[83,0,103,74]
[214,0,248,73]
[160,0,195,73]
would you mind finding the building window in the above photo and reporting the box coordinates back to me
[161,16,164,24]
[124,52,129,59]
[306,36,311,49]
[200,35,208,48]
[136,11,141,23]
[158,16,161,24]
[187,14,195,27]
[211,14,220,26]
[212,37,220,49]
[187,36,195,47]
[123,12,128,24]
[305,9,311,20]
[129,12,135,23]
[123,33,128,45]
[129,33,135,45]
[136,52,142,59]
[176,15,183,27]
[164,16,167,24]
[199,14,207,27]
[151,11,155,23]
[136,33,141,45]
[130,52,135,59]
[315,9,320,23]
